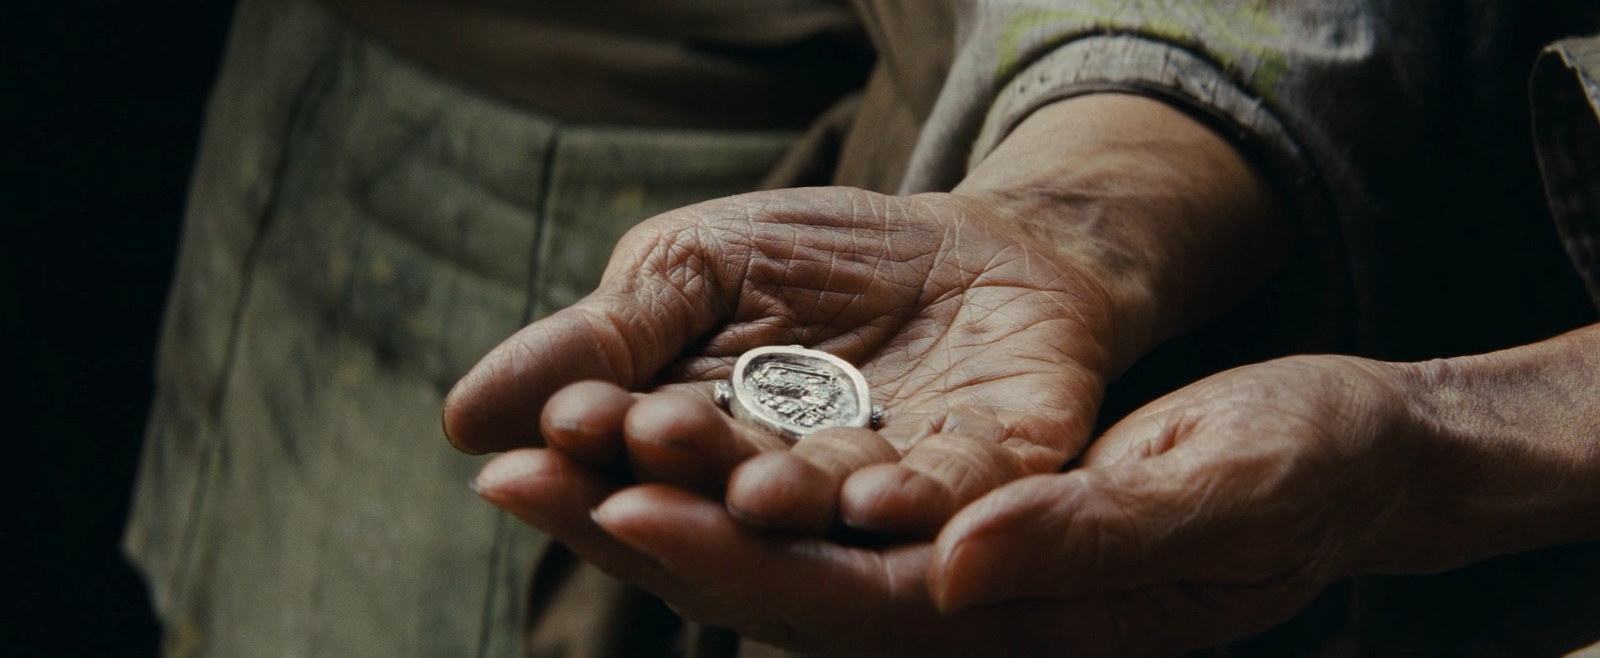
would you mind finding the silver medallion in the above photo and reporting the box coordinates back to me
[714,345,880,442]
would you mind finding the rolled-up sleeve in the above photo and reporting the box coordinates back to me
[1532,36,1600,310]
[901,1,1465,348]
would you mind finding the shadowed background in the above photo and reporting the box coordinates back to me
[4,3,233,655]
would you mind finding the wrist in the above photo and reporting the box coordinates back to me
[1360,325,1600,574]
[951,93,1293,375]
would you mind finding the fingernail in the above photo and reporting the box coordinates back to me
[440,409,467,453]
[472,454,527,497]
[724,502,778,529]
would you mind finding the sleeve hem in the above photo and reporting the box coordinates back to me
[966,33,1356,353]
[969,35,1318,207]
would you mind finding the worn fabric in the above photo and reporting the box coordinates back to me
[321,0,956,196]
[909,1,1600,360]
[321,0,874,130]
[122,1,796,655]
[1533,35,1600,308]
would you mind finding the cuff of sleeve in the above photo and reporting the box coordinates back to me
[1531,37,1600,311]
[970,33,1353,354]
[969,34,1319,215]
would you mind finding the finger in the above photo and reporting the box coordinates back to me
[624,392,787,496]
[471,448,685,597]
[928,462,1195,613]
[444,284,723,454]
[594,484,1164,658]
[540,380,637,468]
[725,427,898,535]
[593,484,930,653]
[931,400,1195,609]
[838,433,1027,537]
[725,453,835,534]
[791,426,903,474]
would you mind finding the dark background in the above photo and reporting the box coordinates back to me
[4,2,235,656]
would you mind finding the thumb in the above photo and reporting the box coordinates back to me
[928,457,1197,613]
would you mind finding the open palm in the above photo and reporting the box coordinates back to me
[445,185,1118,532]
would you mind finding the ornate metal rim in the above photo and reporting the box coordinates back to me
[716,345,874,442]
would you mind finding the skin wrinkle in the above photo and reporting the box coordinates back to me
[616,232,706,326]
[952,300,1028,347]
[1027,483,1123,602]
[581,297,659,387]
[1312,382,1400,569]
[1086,472,1163,587]
[928,363,1062,416]
[928,439,1022,503]
[662,234,717,310]
[811,249,850,332]
[681,172,1132,483]
[734,215,918,351]
[1148,411,1192,460]
[641,277,707,360]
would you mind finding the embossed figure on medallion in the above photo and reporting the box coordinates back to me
[746,359,855,429]
[716,345,876,442]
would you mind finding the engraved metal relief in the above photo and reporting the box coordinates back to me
[717,345,877,442]
[746,358,856,429]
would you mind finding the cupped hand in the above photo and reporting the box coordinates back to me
[453,94,1293,538]
[929,354,1432,651]
[477,355,1427,657]
[448,186,1116,535]
[472,447,1194,658]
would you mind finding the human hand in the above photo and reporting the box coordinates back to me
[931,335,1600,652]
[470,355,1428,657]
[927,355,1422,652]
[450,184,1114,536]
[450,94,1292,535]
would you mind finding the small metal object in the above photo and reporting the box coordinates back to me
[715,345,875,442]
